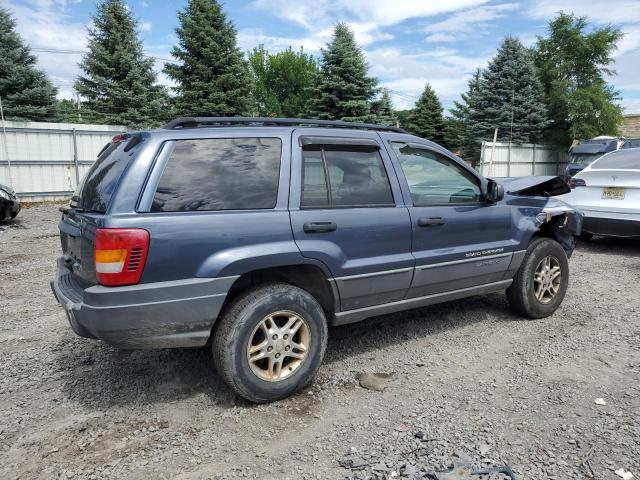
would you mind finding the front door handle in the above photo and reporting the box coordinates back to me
[303,221,337,233]
[418,217,445,227]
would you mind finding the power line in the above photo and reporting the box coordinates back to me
[31,47,179,64]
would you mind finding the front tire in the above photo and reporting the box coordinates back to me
[506,238,569,319]
[212,283,328,403]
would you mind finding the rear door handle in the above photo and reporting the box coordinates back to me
[303,222,337,233]
[418,217,445,227]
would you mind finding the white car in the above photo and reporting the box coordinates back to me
[567,147,640,239]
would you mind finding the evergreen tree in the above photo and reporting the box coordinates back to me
[469,37,547,147]
[406,83,445,143]
[306,23,378,122]
[248,46,318,117]
[75,0,168,127]
[372,88,397,126]
[165,0,251,117]
[0,6,57,121]
[535,13,623,146]
[396,109,413,131]
[445,69,482,159]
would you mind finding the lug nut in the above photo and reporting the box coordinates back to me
[267,346,273,352]
[285,346,290,351]
[272,334,278,340]
[283,334,289,340]
[275,353,281,359]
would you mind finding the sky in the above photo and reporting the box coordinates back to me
[5,0,640,114]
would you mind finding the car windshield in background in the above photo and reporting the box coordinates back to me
[591,149,640,170]
[569,153,601,165]
[77,141,131,213]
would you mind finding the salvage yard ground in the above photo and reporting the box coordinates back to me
[0,204,638,479]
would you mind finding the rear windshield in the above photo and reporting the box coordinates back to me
[77,141,130,212]
[591,149,640,170]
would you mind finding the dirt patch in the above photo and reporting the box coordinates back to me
[0,204,638,479]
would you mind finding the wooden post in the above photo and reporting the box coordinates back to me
[488,128,498,176]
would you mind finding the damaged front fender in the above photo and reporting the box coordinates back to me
[499,176,583,257]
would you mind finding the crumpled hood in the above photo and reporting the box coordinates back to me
[497,176,571,197]
[0,183,16,196]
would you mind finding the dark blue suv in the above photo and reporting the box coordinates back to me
[51,117,582,402]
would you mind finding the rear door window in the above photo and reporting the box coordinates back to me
[301,146,394,208]
[151,138,282,212]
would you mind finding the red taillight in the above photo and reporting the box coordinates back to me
[94,228,149,286]
[569,178,586,189]
[111,133,125,143]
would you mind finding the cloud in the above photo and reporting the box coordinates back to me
[528,0,640,25]
[4,0,87,99]
[423,3,520,42]
[139,20,152,33]
[367,47,492,110]
[250,0,491,46]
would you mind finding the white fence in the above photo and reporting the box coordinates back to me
[0,121,125,201]
[479,141,570,177]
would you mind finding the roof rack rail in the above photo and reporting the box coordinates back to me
[163,116,407,134]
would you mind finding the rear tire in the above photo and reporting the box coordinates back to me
[212,283,328,403]
[506,238,569,319]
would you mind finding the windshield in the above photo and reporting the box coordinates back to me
[569,153,601,165]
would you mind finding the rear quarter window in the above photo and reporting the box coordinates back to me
[78,141,131,213]
[591,149,640,170]
[151,137,282,212]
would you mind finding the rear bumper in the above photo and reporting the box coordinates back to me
[50,257,238,349]
[582,217,640,238]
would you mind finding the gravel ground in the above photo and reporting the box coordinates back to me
[0,203,638,480]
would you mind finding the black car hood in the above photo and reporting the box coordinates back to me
[497,176,570,197]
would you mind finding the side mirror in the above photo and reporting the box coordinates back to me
[486,180,504,203]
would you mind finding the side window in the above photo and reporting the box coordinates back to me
[301,146,395,208]
[391,143,481,205]
[151,137,282,212]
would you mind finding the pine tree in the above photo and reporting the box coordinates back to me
[0,7,57,121]
[372,88,397,126]
[306,23,378,122]
[165,0,251,117]
[535,13,623,146]
[75,0,168,127]
[406,83,445,143]
[469,37,547,146]
[445,69,482,159]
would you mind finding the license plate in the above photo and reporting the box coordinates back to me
[602,187,625,200]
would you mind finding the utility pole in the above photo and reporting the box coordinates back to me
[0,95,13,188]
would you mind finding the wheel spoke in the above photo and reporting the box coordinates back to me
[535,283,545,301]
[273,359,283,379]
[249,340,268,355]
[291,341,307,353]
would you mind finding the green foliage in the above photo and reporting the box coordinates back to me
[535,12,623,146]
[306,23,378,122]
[165,0,251,117]
[0,6,57,121]
[469,37,547,149]
[446,69,482,160]
[75,0,168,128]
[371,88,397,126]
[406,83,444,143]
[396,109,413,130]
[248,46,319,117]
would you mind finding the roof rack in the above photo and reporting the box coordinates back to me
[163,116,407,134]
